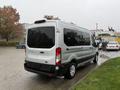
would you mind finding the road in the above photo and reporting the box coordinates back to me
[0,47,120,90]
[98,50,120,65]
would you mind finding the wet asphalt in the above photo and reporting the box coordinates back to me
[0,47,99,90]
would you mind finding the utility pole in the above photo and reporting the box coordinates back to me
[96,23,98,30]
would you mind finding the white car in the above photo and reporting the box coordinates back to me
[24,20,98,79]
[106,41,120,50]
[98,43,102,50]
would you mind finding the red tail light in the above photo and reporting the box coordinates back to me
[56,47,61,65]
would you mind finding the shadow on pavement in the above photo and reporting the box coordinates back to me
[26,63,97,90]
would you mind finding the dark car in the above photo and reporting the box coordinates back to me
[16,42,25,49]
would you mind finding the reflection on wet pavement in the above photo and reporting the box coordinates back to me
[0,47,97,90]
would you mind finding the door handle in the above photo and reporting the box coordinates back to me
[40,51,44,54]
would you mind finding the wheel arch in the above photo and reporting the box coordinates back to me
[71,59,77,64]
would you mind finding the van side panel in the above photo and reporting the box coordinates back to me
[26,47,56,65]
[57,22,96,64]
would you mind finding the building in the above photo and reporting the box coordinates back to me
[114,32,120,43]
[90,29,120,42]
[22,23,32,36]
[20,23,31,43]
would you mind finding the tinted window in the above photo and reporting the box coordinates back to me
[64,28,90,46]
[27,27,55,48]
[64,28,77,46]
[83,32,91,45]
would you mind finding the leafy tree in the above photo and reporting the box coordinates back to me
[0,6,23,41]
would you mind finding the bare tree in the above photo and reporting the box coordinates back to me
[108,27,115,32]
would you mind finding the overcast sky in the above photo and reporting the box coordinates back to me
[0,0,120,31]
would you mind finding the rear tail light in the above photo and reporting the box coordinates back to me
[56,47,61,65]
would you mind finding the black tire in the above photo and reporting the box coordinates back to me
[65,63,76,79]
[93,54,98,64]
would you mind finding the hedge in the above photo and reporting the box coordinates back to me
[0,41,19,46]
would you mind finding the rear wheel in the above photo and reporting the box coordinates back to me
[93,54,98,64]
[65,63,76,79]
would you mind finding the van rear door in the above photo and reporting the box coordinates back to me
[26,26,56,65]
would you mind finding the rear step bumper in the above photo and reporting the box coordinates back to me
[24,65,55,76]
[24,60,68,76]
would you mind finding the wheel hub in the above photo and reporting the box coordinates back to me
[70,65,75,77]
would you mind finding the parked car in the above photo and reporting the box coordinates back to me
[106,41,120,50]
[24,20,98,79]
[16,42,25,49]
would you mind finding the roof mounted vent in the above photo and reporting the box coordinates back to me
[34,20,46,24]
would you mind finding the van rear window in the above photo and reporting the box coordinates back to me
[27,27,55,48]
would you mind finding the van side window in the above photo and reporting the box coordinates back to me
[64,28,90,46]
[64,28,78,46]
[83,32,91,45]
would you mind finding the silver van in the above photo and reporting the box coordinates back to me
[24,20,98,79]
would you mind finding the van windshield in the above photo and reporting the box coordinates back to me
[27,27,55,48]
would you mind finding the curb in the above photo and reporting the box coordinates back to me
[69,65,99,90]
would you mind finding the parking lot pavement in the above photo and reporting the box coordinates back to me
[0,47,120,90]
[0,47,96,90]
[98,50,120,65]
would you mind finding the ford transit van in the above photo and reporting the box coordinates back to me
[24,20,98,79]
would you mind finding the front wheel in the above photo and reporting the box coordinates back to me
[65,63,76,79]
[93,54,98,64]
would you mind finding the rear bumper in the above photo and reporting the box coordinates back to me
[24,61,68,76]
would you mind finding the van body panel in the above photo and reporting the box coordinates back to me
[26,47,56,65]
[56,21,96,64]
[26,21,57,65]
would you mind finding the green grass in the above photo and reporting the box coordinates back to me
[74,57,120,90]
